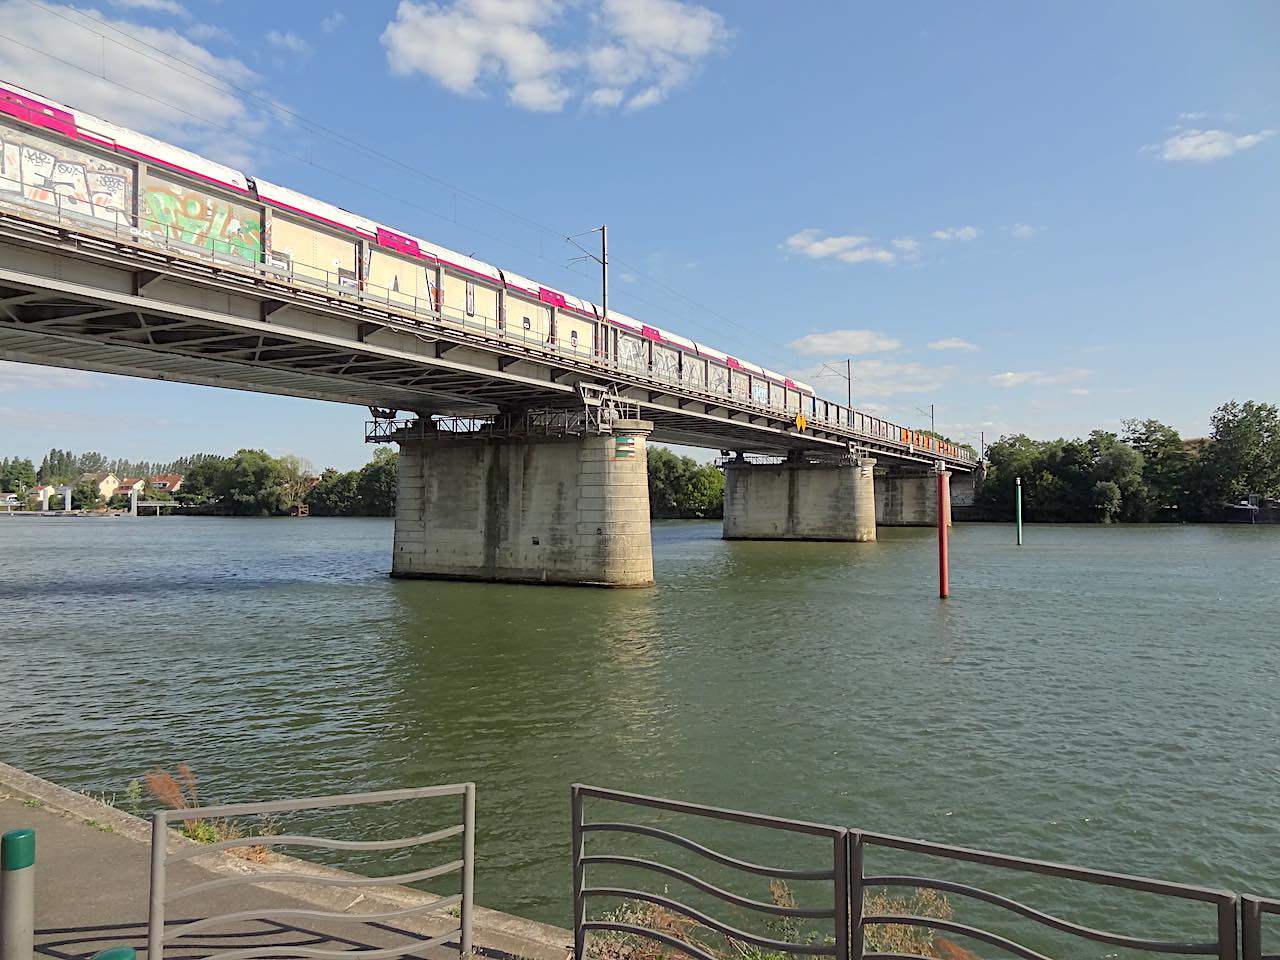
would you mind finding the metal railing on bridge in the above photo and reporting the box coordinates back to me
[0,181,974,466]
[571,785,1255,960]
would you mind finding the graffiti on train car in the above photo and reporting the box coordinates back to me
[141,176,261,263]
[0,123,132,225]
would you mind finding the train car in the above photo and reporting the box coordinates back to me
[257,179,376,291]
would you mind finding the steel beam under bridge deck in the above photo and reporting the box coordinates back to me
[0,219,971,468]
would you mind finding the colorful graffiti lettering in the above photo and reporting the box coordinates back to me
[142,179,261,263]
[0,126,133,226]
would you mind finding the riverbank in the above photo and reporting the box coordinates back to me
[0,763,569,960]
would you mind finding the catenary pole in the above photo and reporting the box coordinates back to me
[600,224,608,327]
[846,358,852,409]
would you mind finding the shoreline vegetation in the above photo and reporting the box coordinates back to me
[2,399,1274,524]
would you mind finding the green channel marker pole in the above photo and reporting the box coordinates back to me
[1,828,35,960]
[1015,476,1024,546]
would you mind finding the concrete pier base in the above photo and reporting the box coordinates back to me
[392,419,655,587]
[722,456,877,541]
[877,467,953,527]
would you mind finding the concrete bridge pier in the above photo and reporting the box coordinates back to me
[877,466,952,527]
[391,418,655,587]
[722,454,877,541]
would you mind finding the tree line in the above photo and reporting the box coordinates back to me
[980,400,1280,522]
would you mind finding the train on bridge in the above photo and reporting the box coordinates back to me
[0,80,970,464]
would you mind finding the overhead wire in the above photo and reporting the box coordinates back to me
[14,0,804,363]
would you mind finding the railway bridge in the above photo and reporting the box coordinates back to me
[0,82,978,586]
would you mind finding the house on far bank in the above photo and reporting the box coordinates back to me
[116,477,146,497]
[30,484,56,509]
[1,492,17,507]
[80,472,120,499]
[150,474,183,493]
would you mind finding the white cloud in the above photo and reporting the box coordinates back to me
[109,0,187,15]
[0,0,274,168]
[1155,128,1274,162]
[267,30,310,53]
[1178,111,1207,121]
[381,0,726,113]
[1007,223,1040,239]
[891,237,920,255]
[586,0,728,110]
[932,225,980,241]
[186,22,233,43]
[989,369,1090,388]
[793,358,953,399]
[321,11,346,33]
[0,361,106,392]
[1067,388,1089,396]
[781,229,895,265]
[927,337,978,352]
[788,330,902,356]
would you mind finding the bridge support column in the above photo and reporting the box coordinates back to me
[877,467,953,527]
[722,456,877,541]
[391,419,655,587]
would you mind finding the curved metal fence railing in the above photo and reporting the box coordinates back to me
[852,830,1237,960]
[147,783,475,960]
[570,788,1254,960]
[571,784,848,960]
[1244,896,1280,960]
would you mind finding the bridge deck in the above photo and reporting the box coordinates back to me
[0,201,974,468]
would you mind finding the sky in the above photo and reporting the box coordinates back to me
[0,0,1276,470]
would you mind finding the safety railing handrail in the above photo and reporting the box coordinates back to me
[570,788,1258,960]
[852,829,1238,960]
[571,784,848,960]
[1243,895,1280,960]
[0,178,975,465]
[147,782,475,960]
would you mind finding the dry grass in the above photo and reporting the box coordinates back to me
[144,763,273,862]
[585,883,969,960]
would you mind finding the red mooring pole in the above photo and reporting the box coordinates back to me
[937,465,950,599]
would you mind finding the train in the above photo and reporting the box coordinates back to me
[0,80,969,462]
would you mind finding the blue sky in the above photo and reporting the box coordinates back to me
[1,0,1276,470]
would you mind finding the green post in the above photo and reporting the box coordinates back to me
[1015,476,1024,546]
[90,949,137,960]
[2,828,35,960]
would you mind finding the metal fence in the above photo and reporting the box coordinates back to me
[854,830,1237,960]
[571,784,848,960]
[148,783,475,960]
[1244,897,1280,960]
[570,787,1261,960]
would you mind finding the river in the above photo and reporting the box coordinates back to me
[1,516,1276,940]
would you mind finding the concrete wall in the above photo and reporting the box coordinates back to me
[393,420,654,587]
[722,457,876,541]
[876,470,952,527]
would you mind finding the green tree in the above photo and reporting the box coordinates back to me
[71,479,102,510]
[646,447,724,519]
[0,457,36,493]
[356,448,398,515]
[211,449,291,516]
[1201,400,1280,502]
[1092,480,1122,523]
[1122,418,1188,519]
[306,468,361,516]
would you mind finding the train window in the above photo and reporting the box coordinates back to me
[570,329,579,346]
[465,282,476,316]
[522,317,531,330]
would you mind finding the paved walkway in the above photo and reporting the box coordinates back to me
[0,765,569,960]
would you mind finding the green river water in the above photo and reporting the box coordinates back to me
[1,517,1276,947]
